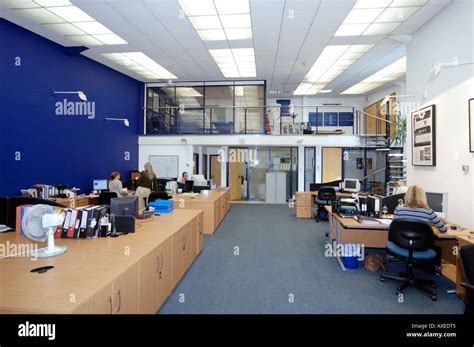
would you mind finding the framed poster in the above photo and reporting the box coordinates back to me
[411,105,436,166]
[469,98,474,153]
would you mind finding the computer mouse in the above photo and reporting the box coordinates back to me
[450,225,457,230]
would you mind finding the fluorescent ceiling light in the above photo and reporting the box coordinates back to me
[102,52,177,80]
[224,28,252,40]
[343,8,384,24]
[9,1,127,46]
[47,5,95,22]
[354,0,391,8]
[294,44,373,95]
[2,0,40,8]
[390,0,427,7]
[72,21,112,35]
[197,29,226,41]
[188,15,221,29]
[214,0,250,14]
[209,48,256,78]
[178,0,217,16]
[375,7,419,23]
[44,22,85,35]
[363,22,400,35]
[15,8,64,23]
[220,14,251,28]
[335,24,369,36]
[67,35,103,46]
[341,56,406,95]
[34,0,71,6]
[179,0,252,41]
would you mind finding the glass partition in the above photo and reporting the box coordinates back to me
[144,81,265,135]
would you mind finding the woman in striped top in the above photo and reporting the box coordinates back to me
[394,185,447,233]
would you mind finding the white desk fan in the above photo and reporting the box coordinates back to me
[22,205,67,258]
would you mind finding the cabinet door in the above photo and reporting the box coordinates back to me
[197,213,204,254]
[182,223,192,272]
[73,283,113,314]
[189,219,198,262]
[172,230,184,288]
[112,263,139,314]
[139,248,160,314]
[157,237,172,309]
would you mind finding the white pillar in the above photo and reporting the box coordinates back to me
[198,146,203,175]
[298,145,305,192]
[315,146,322,183]
[220,146,228,187]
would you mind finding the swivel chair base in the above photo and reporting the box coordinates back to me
[380,263,437,301]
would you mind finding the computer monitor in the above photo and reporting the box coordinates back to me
[426,192,447,218]
[342,178,360,193]
[110,197,139,217]
[93,179,108,191]
[184,180,194,192]
[193,186,211,193]
[381,193,405,214]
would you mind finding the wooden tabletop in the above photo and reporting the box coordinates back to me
[171,189,228,203]
[0,209,201,314]
[325,205,473,239]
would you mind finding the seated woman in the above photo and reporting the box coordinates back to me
[108,171,129,197]
[394,185,447,233]
[177,171,189,184]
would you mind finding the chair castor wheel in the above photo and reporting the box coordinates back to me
[431,284,436,289]
[396,288,401,295]
[380,277,385,282]
[431,294,437,301]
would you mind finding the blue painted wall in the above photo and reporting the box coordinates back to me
[0,19,143,196]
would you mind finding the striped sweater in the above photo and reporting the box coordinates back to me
[394,205,447,233]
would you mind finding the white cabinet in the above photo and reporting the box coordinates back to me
[266,171,287,203]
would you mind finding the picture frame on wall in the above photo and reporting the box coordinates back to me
[411,104,436,166]
[469,98,474,153]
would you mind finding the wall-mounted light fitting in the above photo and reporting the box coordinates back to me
[105,117,129,127]
[52,90,87,101]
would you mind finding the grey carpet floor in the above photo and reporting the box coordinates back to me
[159,204,464,314]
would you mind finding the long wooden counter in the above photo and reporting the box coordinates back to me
[0,209,204,314]
[172,189,230,234]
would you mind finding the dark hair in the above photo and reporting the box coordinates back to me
[110,171,120,180]
[182,171,188,177]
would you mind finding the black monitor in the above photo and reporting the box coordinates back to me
[193,186,210,193]
[110,197,139,217]
[184,180,194,192]
[381,193,405,214]
[309,180,343,191]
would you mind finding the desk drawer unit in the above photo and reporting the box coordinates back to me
[296,192,312,218]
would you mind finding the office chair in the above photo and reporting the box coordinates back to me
[5,196,66,229]
[98,191,118,205]
[148,191,171,203]
[312,186,336,222]
[460,244,474,315]
[380,218,438,301]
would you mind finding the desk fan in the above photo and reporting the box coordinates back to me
[22,205,67,258]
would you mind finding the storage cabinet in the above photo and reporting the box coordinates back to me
[296,192,312,218]
[73,283,113,314]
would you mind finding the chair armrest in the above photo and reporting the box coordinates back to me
[460,282,474,291]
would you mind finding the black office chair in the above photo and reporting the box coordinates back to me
[380,218,438,300]
[148,191,171,203]
[98,191,118,205]
[312,186,336,222]
[5,196,66,229]
[460,244,474,314]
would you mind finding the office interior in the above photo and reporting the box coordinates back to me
[0,0,473,317]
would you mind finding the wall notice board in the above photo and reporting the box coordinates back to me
[149,155,179,178]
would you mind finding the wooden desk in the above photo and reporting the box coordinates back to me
[295,191,353,218]
[172,189,230,234]
[0,209,204,314]
[50,196,90,208]
[455,234,474,299]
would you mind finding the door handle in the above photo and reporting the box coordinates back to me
[116,289,122,313]
[107,296,112,314]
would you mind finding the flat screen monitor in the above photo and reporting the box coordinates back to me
[426,192,447,218]
[184,180,194,192]
[110,197,139,217]
[343,179,360,193]
[93,179,108,191]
